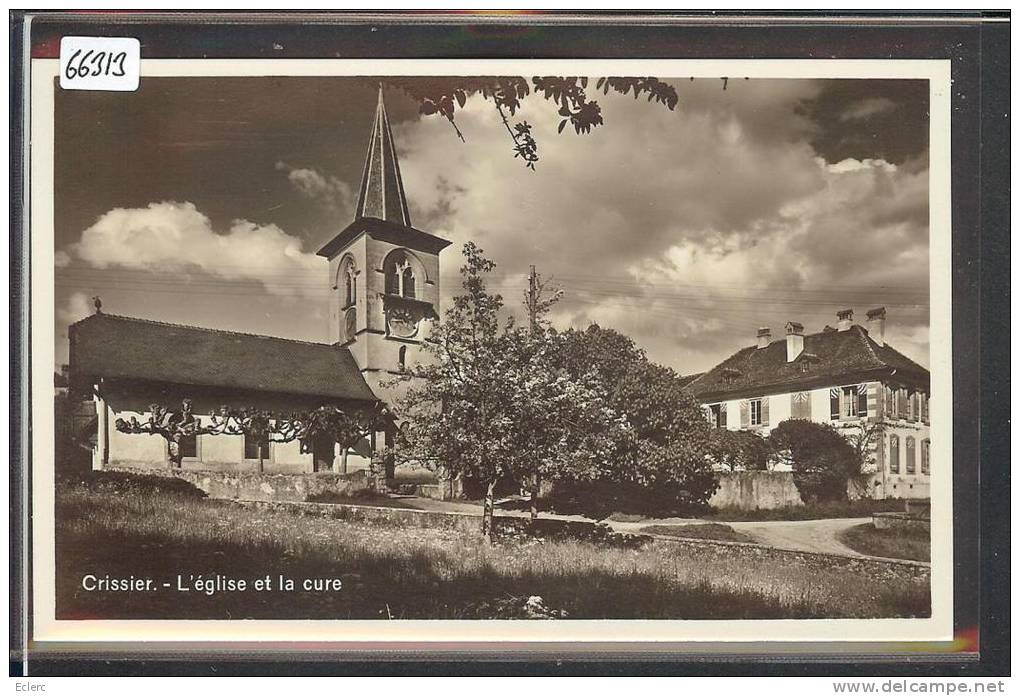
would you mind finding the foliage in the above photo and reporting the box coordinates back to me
[706,428,770,471]
[553,325,718,513]
[382,76,683,169]
[114,399,203,467]
[768,420,862,504]
[390,243,623,537]
[116,400,385,471]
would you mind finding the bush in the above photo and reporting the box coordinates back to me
[539,479,711,520]
[768,420,860,504]
[706,428,770,471]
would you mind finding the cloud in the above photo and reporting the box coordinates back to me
[57,291,92,325]
[840,96,898,121]
[394,79,929,371]
[61,201,323,297]
[275,161,355,222]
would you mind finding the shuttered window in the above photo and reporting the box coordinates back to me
[739,400,749,428]
[889,435,900,474]
[791,392,811,420]
[830,388,840,420]
[921,393,929,423]
[905,436,916,474]
[884,385,895,418]
[750,399,763,426]
[921,439,930,475]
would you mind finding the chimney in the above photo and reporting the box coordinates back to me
[866,306,887,346]
[756,327,772,349]
[785,321,804,362]
[836,308,854,331]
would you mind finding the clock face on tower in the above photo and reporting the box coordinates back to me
[386,306,420,339]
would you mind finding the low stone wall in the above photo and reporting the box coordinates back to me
[232,499,604,540]
[709,471,804,510]
[111,467,374,503]
[230,499,929,580]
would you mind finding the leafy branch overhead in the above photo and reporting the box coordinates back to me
[381,76,688,170]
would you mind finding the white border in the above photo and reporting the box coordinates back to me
[30,58,953,644]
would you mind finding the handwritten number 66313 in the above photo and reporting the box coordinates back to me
[64,48,128,80]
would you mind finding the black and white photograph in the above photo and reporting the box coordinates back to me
[29,57,956,645]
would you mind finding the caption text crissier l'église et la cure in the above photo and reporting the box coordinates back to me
[80,573,343,596]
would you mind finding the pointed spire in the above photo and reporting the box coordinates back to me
[355,87,412,227]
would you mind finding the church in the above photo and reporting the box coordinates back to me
[67,89,451,478]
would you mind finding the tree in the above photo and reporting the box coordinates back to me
[390,243,624,538]
[510,271,627,523]
[552,325,719,514]
[768,420,861,504]
[390,242,521,538]
[117,401,385,474]
[115,399,202,469]
[706,428,770,472]
[382,76,690,169]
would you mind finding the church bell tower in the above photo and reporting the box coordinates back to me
[316,87,451,408]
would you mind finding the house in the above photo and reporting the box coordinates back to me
[67,88,450,477]
[689,308,931,499]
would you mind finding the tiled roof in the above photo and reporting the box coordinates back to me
[690,325,929,401]
[68,313,378,403]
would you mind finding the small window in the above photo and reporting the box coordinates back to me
[889,435,900,474]
[244,433,269,460]
[749,399,763,426]
[398,345,407,372]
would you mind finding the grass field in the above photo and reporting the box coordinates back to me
[838,523,931,563]
[55,475,930,620]
[639,523,756,544]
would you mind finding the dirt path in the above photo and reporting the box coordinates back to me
[723,517,871,557]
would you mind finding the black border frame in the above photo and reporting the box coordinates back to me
[8,10,1010,677]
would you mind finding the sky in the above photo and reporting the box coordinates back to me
[53,76,930,375]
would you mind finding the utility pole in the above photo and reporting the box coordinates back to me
[526,264,540,523]
[527,264,538,335]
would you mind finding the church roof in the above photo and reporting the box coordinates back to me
[68,313,378,404]
[689,324,930,402]
[316,87,451,260]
